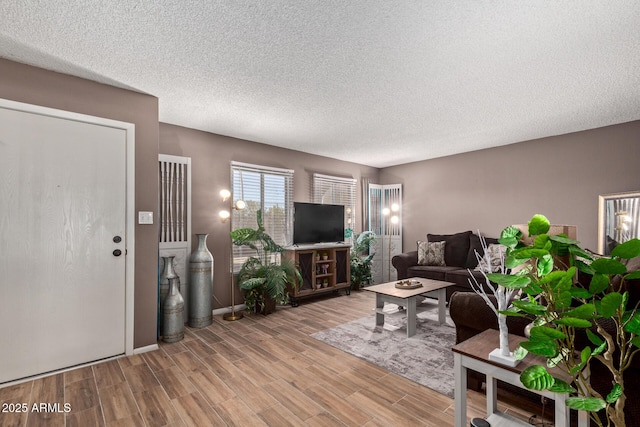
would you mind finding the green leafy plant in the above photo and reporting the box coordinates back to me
[493,214,640,427]
[350,231,377,289]
[231,209,301,314]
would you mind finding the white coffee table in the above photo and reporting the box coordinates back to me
[364,277,455,337]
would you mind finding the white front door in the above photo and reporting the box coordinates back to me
[0,101,130,384]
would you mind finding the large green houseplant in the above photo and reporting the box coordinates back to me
[491,214,640,427]
[231,209,301,314]
[350,231,377,289]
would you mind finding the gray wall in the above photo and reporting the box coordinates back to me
[380,121,640,253]
[159,123,379,309]
[0,59,160,349]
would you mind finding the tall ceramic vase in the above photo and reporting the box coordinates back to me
[160,256,178,303]
[159,256,178,335]
[189,234,213,328]
[162,277,185,342]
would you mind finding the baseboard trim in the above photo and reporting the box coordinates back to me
[212,304,246,316]
[0,354,123,389]
[133,344,159,355]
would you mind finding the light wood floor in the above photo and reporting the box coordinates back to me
[0,290,547,426]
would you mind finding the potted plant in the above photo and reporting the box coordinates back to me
[350,231,377,289]
[231,209,302,315]
[492,214,640,427]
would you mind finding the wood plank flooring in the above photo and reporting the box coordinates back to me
[0,290,548,426]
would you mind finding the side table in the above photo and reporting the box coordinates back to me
[452,329,588,427]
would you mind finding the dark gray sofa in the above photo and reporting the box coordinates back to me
[391,230,498,301]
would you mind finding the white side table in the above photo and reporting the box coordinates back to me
[452,329,588,427]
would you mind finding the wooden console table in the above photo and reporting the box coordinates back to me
[452,329,588,427]
[284,243,350,306]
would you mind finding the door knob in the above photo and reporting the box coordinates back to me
[113,236,122,243]
[113,249,122,257]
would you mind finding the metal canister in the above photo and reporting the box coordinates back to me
[162,277,185,343]
[188,233,213,328]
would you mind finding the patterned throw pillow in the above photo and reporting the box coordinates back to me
[417,240,446,266]
[474,243,506,273]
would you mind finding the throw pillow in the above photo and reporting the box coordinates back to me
[474,243,506,273]
[417,240,429,265]
[417,240,446,266]
[427,241,446,266]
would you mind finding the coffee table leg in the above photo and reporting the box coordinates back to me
[375,294,384,327]
[437,288,446,324]
[407,297,416,337]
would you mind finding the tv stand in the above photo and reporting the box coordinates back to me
[284,244,351,306]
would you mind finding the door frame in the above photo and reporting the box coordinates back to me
[0,98,136,355]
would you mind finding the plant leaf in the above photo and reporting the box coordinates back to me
[591,258,627,275]
[510,247,550,260]
[624,313,640,334]
[565,397,607,412]
[571,287,593,299]
[548,234,581,245]
[589,274,610,294]
[537,254,554,276]
[529,326,566,342]
[533,234,550,249]
[599,292,623,318]
[606,383,623,404]
[631,336,640,348]
[586,329,604,346]
[498,309,527,317]
[554,317,592,328]
[499,226,522,249]
[611,238,640,259]
[625,270,640,280]
[513,346,528,360]
[520,365,554,390]
[569,245,595,261]
[528,214,551,236]
[519,340,558,357]
[486,273,531,288]
[505,254,529,269]
[565,303,596,319]
[548,378,575,394]
[511,300,547,315]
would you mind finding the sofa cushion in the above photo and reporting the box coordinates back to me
[445,269,497,294]
[466,233,499,268]
[427,231,472,268]
[417,240,446,266]
[407,265,459,281]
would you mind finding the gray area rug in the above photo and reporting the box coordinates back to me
[311,300,456,397]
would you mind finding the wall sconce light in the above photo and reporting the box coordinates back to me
[219,189,246,321]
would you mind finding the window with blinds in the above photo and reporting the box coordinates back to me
[312,173,357,237]
[231,161,294,271]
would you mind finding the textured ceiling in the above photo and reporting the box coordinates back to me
[1,1,639,168]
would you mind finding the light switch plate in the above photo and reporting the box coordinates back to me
[138,211,153,224]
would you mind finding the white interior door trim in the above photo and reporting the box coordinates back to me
[0,98,136,356]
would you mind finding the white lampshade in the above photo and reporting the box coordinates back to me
[219,210,230,221]
[234,200,246,210]
[220,189,231,200]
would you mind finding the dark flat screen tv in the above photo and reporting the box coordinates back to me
[293,202,344,244]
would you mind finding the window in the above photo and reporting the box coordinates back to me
[312,173,357,239]
[231,161,294,270]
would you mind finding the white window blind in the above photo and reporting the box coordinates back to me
[312,173,357,237]
[231,161,294,271]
